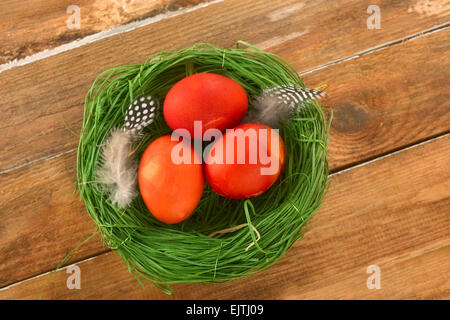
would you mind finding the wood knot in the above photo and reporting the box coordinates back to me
[332,103,371,134]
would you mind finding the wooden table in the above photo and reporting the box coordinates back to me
[0,0,449,300]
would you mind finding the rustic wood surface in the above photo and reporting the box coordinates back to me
[0,0,208,64]
[1,0,450,173]
[0,0,449,299]
[1,134,449,299]
[1,26,449,289]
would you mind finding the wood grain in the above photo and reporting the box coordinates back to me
[1,0,450,172]
[1,134,449,299]
[0,25,449,289]
[0,152,103,289]
[287,245,450,300]
[0,0,209,64]
[307,29,450,170]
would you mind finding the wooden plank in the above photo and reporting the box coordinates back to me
[0,26,449,288]
[286,245,450,300]
[1,134,449,299]
[306,29,450,170]
[1,0,450,172]
[3,245,449,300]
[0,152,104,288]
[0,0,209,64]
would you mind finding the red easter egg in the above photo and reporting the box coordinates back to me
[163,73,248,139]
[204,123,285,199]
[138,135,204,224]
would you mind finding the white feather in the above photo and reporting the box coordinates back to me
[97,129,138,209]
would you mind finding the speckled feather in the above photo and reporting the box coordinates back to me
[245,86,326,127]
[123,95,158,133]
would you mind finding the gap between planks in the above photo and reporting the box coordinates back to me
[0,256,98,293]
[1,131,449,292]
[1,23,448,176]
[0,0,225,74]
[329,130,450,176]
[299,21,450,76]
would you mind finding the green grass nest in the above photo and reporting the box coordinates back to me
[77,41,330,294]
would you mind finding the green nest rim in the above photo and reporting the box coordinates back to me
[76,41,330,294]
